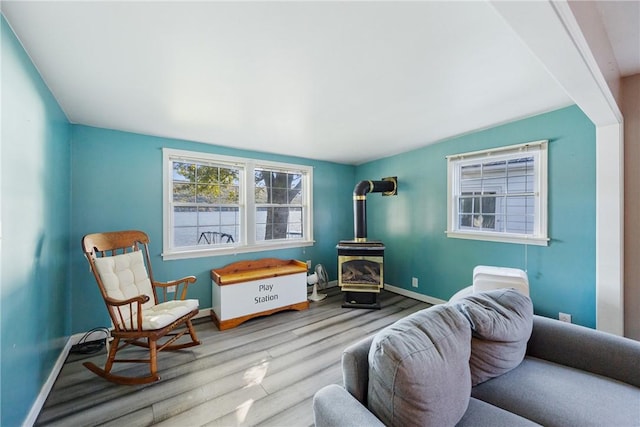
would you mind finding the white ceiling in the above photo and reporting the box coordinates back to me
[2,1,638,165]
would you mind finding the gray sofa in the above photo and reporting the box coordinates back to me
[313,289,640,426]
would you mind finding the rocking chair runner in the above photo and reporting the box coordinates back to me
[82,230,201,385]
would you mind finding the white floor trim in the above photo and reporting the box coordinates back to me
[384,284,446,305]
[23,338,74,427]
[327,280,445,305]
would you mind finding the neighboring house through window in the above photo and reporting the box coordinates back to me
[446,140,549,246]
[163,148,314,259]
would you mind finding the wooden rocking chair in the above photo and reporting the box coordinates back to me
[82,230,201,385]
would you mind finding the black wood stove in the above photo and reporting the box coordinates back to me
[337,177,397,309]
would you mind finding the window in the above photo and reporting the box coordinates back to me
[163,149,313,259]
[446,140,549,246]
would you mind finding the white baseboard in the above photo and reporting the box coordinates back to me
[383,284,446,305]
[23,337,74,427]
[194,307,213,320]
[329,279,445,305]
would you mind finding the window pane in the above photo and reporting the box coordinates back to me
[173,162,194,182]
[173,207,197,247]
[258,206,289,241]
[196,164,219,183]
[482,177,506,192]
[195,207,240,244]
[506,175,527,193]
[290,190,303,204]
[256,169,272,189]
[480,196,496,215]
[255,181,268,203]
[171,160,241,248]
[256,206,268,241]
[459,213,488,229]
[459,196,477,215]
[479,213,496,230]
[219,184,239,204]
[461,179,482,193]
[507,157,534,193]
[482,160,506,178]
[461,164,482,180]
[173,183,195,203]
[254,167,305,241]
[198,206,219,226]
[174,206,197,226]
[459,214,474,228]
[196,184,217,203]
[505,196,534,234]
[174,226,199,247]
[287,207,303,239]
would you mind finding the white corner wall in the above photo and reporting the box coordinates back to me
[596,123,624,335]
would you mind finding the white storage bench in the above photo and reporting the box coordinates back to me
[210,258,309,330]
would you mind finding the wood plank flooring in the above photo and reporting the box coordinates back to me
[35,288,431,426]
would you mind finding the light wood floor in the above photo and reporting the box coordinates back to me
[36,288,431,426]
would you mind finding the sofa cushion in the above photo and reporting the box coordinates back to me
[457,397,541,427]
[367,304,472,427]
[471,356,640,427]
[453,288,533,386]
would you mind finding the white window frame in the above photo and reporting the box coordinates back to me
[162,148,314,260]
[446,140,549,246]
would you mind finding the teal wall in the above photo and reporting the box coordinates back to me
[70,125,355,332]
[358,105,596,327]
[1,16,72,426]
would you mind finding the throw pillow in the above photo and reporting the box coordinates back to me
[367,304,472,427]
[453,288,533,386]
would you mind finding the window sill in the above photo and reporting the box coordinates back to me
[162,240,315,261]
[445,231,549,246]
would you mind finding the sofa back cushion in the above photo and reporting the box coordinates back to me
[367,304,472,427]
[453,288,533,386]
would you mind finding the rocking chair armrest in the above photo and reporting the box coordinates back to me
[105,295,148,332]
[105,294,150,307]
[153,276,197,301]
[154,276,197,287]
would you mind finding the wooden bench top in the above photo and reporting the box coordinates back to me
[211,258,307,285]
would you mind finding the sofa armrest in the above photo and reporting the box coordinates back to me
[527,315,640,387]
[342,335,375,404]
[313,384,384,427]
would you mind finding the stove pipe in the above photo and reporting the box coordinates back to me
[353,177,397,241]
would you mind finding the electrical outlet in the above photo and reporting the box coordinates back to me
[411,277,418,288]
[559,312,572,323]
[306,260,312,269]
[167,285,176,293]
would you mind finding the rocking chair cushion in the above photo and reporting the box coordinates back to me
[142,299,199,330]
[93,250,155,309]
[93,250,199,330]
